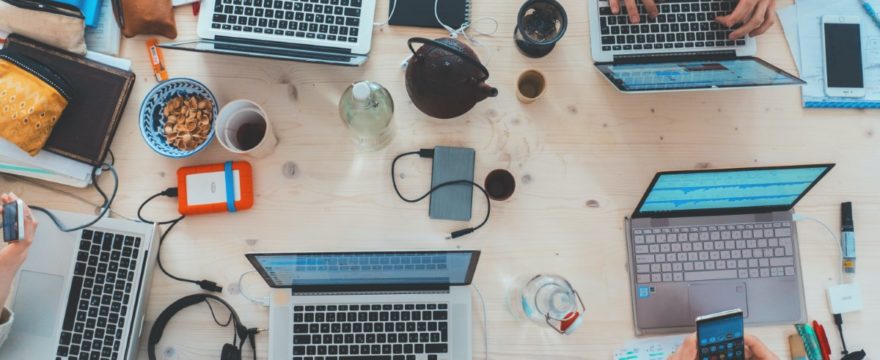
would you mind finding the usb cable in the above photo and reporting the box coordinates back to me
[391,149,491,239]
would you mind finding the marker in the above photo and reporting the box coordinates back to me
[841,202,856,274]
[862,0,880,30]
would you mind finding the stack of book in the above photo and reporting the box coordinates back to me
[0,35,134,187]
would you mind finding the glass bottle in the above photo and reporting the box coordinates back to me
[339,81,394,151]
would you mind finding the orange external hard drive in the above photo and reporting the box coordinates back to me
[177,161,254,215]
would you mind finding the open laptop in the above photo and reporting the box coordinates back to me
[0,208,158,359]
[624,164,834,334]
[587,0,805,92]
[161,0,377,66]
[246,250,480,360]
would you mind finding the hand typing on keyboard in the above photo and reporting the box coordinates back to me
[607,0,776,40]
[0,193,37,311]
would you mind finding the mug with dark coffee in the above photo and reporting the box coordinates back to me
[215,100,278,158]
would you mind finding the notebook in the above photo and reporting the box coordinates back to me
[388,0,470,29]
[55,0,103,27]
[3,34,135,166]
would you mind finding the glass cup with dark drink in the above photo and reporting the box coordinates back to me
[215,100,278,158]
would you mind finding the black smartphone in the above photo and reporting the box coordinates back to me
[2,199,25,242]
[696,309,745,360]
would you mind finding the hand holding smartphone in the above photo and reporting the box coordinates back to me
[696,309,745,360]
[2,199,25,242]
[822,16,866,98]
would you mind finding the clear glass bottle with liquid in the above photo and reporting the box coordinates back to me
[339,81,394,151]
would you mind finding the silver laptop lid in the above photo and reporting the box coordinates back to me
[246,251,481,291]
[631,164,834,219]
[160,38,367,66]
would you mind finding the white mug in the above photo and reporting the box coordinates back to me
[215,100,278,158]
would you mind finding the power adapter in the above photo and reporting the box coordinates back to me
[827,282,863,315]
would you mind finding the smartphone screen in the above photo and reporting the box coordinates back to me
[697,310,745,360]
[824,23,864,89]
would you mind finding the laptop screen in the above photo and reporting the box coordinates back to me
[246,251,480,288]
[633,165,834,217]
[595,57,804,92]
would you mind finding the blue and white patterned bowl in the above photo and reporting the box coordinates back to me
[139,78,218,158]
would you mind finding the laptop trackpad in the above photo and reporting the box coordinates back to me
[13,271,65,337]
[688,282,748,319]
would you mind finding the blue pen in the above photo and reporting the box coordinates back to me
[863,0,880,29]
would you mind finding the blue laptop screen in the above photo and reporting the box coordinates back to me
[596,58,804,91]
[251,252,476,287]
[637,166,830,214]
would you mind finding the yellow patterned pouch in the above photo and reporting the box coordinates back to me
[0,52,71,156]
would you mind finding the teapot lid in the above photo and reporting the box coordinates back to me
[408,37,490,82]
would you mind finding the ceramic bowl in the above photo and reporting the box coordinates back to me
[139,78,218,158]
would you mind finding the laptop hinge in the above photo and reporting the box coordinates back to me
[291,284,450,295]
[216,35,354,55]
[613,50,737,64]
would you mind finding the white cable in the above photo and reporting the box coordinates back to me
[373,0,398,26]
[472,284,489,360]
[432,0,499,66]
[238,270,270,307]
[793,213,843,284]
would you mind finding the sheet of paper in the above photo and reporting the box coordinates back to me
[85,0,122,56]
[614,334,687,360]
[85,51,132,71]
[796,0,880,107]
[776,4,801,71]
[0,139,94,187]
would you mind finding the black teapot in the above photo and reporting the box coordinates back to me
[405,37,498,119]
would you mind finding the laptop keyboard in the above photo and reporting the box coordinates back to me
[633,222,796,284]
[292,303,449,360]
[597,0,747,52]
[57,229,142,360]
[212,0,363,43]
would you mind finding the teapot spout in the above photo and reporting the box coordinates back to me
[481,83,499,98]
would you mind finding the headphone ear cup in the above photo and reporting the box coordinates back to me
[221,343,241,360]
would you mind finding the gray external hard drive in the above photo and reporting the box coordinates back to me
[429,146,475,221]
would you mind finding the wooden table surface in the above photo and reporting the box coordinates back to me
[3,0,878,358]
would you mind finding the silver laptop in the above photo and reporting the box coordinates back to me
[161,0,377,66]
[587,0,805,92]
[0,209,158,359]
[246,250,480,360]
[624,164,834,335]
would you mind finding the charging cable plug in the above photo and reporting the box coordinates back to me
[448,228,475,240]
[197,280,223,293]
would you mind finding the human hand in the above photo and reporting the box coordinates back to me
[0,193,37,273]
[744,335,779,360]
[667,333,780,360]
[609,0,658,24]
[668,334,697,360]
[716,0,776,40]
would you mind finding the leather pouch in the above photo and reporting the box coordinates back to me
[0,51,72,156]
[115,0,177,39]
[0,0,87,55]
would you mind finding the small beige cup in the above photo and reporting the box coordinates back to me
[215,100,278,158]
[516,69,547,103]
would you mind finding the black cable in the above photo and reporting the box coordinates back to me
[138,188,222,293]
[834,313,849,355]
[391,149,491,239]
[30,162,119,232]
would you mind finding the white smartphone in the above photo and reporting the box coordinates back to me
[821,16,866,98]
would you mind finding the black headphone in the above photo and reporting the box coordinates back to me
[148,294,258,360]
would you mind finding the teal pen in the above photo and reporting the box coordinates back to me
[863,0,880,29]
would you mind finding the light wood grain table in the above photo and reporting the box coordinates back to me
[3,0,878,358]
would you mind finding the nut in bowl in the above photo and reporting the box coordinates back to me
[139,78,219,158]
[162,95,213,151]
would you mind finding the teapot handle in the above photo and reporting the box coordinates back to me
[407,37,490,81]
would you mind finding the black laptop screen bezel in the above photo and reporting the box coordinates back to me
[245,250,481,291]
[594,56,806,92]
[631,164,835,219]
